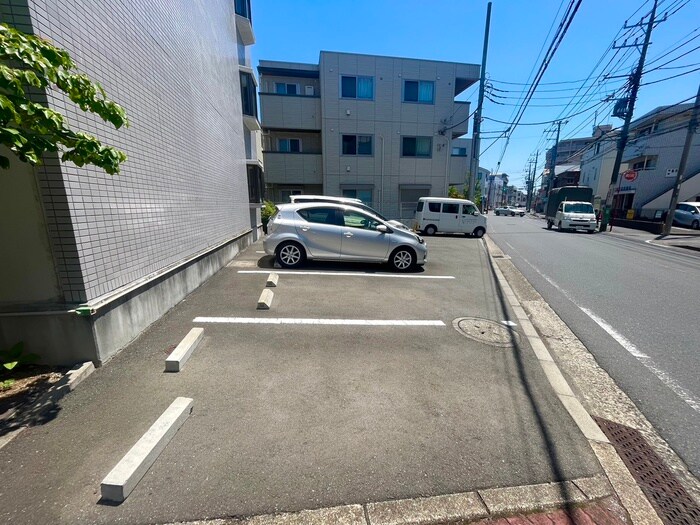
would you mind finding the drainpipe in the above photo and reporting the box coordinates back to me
[444,136,452,196]
[379,135,385,214]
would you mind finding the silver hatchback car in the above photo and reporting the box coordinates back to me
[263,203,427,271]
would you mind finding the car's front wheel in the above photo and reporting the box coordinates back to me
[389,247,416,271]
[276,241,306,268]
[424,225,437,235]
[692,220,699,230]
[473,227,485,238]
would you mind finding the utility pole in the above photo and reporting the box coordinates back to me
[529,150,539,211]
[599,0,659,231]
[546,121,562,195]
[662,82,700,235]
[469,1,492,200]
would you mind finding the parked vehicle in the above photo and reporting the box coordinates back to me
[550,201,597,232]
[264,203,427,271]
[290,194,410,230]
[673,202,700,229]
[545,186,595,231]
[494,206,524,217]
[413,197,487,238]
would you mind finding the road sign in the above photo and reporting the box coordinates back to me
[623,169,638,182]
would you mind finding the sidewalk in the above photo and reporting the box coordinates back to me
[530,212,700,252]
[0,236,627,524]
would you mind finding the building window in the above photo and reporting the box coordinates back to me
[279,188,302,203]
[451,147,467,156]
[342,188,373,206]
[275,82,299,95]
[235,0,252,20]
[632,156,657,171]
[401,136,432,158]
[341,75,373,99]
[240,72,257,118]
[403,80,434,104]
[636,123,657,137]
[342,135,373,155]
[247,165,264,203]
[278,138,301,152]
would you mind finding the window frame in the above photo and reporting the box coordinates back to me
[341,134,374,156]
[342,209,382,231]
[278,138,302,153]
[402,79,435,104]
[275,82,300,95]
[340,75,374,100]
[401,136,433,158]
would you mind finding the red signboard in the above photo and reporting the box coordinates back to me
[623,169,638,182]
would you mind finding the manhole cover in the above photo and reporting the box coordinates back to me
[453,317,520,347]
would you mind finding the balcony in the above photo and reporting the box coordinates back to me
[447,101,471,138]
[262,152,322,185]
[234,0,254,46]
[260,93,321,131]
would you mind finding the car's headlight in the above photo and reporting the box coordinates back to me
[417,236,425,244]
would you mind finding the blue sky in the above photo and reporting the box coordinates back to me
[252,0,699,189]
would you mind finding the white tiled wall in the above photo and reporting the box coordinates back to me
[2,0,250,303]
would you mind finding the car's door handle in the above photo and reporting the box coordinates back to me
[344,232,353,238]
[300,226,310,231]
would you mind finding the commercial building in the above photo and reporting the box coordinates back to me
[579,105,700,219]
[258,52,480,221]
[0,0,263,365]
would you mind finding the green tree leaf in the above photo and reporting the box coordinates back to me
[0,23,128,174]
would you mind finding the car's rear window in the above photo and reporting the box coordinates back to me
[428,202,441,212]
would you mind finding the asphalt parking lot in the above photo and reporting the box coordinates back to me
[0,236,601,525]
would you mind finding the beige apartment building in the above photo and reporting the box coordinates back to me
[258,52,480,221]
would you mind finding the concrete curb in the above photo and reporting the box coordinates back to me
[266,272,279,287]
[100,396,193,503]
[482,235,663,525]
[0,360,95,451]
[163,477,611,525]
[165,327,204,372]
[257,288,274,310]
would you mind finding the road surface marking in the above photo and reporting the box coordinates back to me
[505,242,515,250]
[255,250,266,253]
[237,270,455,279]
[193,317,445,326]
[511,249,700,414]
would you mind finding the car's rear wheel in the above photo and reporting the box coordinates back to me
[558,221,564,232]
[424,225,437,235]
[495,211,500,216]
[473,227,485,238]
[692,220,699,230]
[547,220,552,230]
[389,247,416,271]
[276,241,306,268]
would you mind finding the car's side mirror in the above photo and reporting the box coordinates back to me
[472,211,479,216]
[376,224,390,233]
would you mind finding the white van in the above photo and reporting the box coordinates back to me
[414,197,487,238]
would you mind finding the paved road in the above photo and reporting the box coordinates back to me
[487,214,700,477]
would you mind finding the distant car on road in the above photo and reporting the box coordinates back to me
[264,202,427,271]
[673,202,700,229]
[494,206,524,217]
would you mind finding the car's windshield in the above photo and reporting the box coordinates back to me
[564,203,594,213]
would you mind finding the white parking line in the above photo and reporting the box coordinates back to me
[237,270,454,279]
[193,317,445,326]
